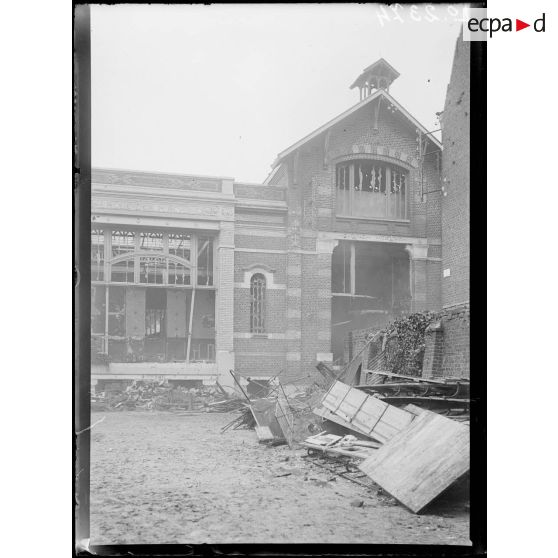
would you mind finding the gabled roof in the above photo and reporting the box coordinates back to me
[271,88,441,169]
[349,58,400,90]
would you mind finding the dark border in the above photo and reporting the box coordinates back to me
[74,3,92,552]
[468,4,488,556]
[74,2,487,556]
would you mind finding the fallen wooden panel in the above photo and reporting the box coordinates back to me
[275,393,295,448]
[358,410,470,513]
[255,425,274,441]
[250,399,285,441]
[352,398,414,444]
[332,388,368,423]
[312,406,382,441]
[320,381,414,444]
[322,381,351,413]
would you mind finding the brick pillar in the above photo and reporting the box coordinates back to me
[422,320,444,378]
[216,222,235,387]
[314,237,339,364]
[406,244,429,312]
[285,251,302,382]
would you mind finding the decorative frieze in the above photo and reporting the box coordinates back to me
[92,197,234,221]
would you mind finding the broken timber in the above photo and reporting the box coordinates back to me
[318,380,414,444]
[358,409,470,513]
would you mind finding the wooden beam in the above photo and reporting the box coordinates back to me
[229,369,251,403]
[362,369,449,385]
[186,287,196,363]
[350,242,356,295]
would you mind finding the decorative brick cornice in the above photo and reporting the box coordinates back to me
[92,168,226,192]
[92,196,234,221]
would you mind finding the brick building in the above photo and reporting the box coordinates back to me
[91,58,444,390]
[423,35,470,379]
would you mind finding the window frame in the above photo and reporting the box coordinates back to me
[249,273,267,334]
[90,228,215,289]
[335,158,410,221]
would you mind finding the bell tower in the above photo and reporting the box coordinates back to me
[350,58,400,101]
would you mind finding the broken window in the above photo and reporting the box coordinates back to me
[145,289,166,338]
[91,229,105,281]
[197,236,214,286]
[91,285,106,335]
[188,290,216,362]
[111,230,135,282]
[108,286,126,337]
[139,256,165,284]
[168,233,191,286]
[250,273,266,334]
[140,231,164,251]
[98,228,213,287]
[336,160,408,219]
[91,227,216,365]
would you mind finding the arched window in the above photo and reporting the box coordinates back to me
[250,273,266,334]
[336,159,408,220]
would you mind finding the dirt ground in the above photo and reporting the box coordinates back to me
[90,411,470,545]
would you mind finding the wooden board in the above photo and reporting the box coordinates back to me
[320,381,413,444]
[322,381,351,413]
[312,406,382,442]
[302,442,374,460]
[275,394,295,448]
[255,425,274,441]
[358,410,470,513]
[250,399,285,440]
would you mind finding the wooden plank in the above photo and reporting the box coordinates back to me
[302,442,373,460]
[334,388,368,423]
[312,406,383,442]
[350,396,390,441]
[322,381,351,414]
[358,410,470,513]
[319,381,414,444]
[403,403,424,416]
[250,399,285,440]
[275,394,295,448]
[362,369,449,384]
[371,404,415,443]
[305,433,342,446]
[255,425,274,442]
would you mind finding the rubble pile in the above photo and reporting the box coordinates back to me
[91,380,242,413]
[219,365,470,515]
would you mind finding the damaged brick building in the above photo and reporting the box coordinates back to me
[423,37,470,380]
[91,58,459,391]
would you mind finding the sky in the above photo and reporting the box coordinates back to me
[91,4,465,183]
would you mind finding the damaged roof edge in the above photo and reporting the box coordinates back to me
[272,89,442,169]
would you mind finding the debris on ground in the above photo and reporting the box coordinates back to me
[91,380,242,413]
[92,359,470,518]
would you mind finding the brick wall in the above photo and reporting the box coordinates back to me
[441,36,470,308]
[343,303,469,380]
[231,87,445,382]
[439,304,470,379]
[422,304,470,379]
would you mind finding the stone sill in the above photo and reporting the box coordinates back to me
[336,215,411,224]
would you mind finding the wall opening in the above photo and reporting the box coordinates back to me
[330,241,411,364]
[91,226,217,365]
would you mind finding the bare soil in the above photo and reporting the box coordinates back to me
[90,411,470,545]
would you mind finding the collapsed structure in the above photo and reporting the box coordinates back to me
[91,52,468,391]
